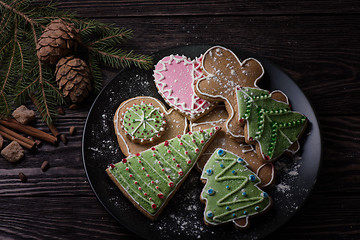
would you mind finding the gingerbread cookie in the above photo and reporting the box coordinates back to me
[106,126,221,220]
[153,55,215,121]
[190,105,274,187]
[120,101,166,144]
[236,87,308,161]
[200,149,272,229]
[194,46,264,140]
[114,96,188,156]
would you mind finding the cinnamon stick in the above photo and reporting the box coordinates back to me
[0,126,35,150]
[0,119,58,145]
[29,93,60,137]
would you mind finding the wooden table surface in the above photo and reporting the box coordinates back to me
[1,1,359,239]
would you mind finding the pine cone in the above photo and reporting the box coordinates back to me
[55,56,92,103]
[36,19,80,65]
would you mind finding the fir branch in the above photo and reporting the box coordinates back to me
[0,0,45,29]
[88,46,153,70]
[0,0,153,122]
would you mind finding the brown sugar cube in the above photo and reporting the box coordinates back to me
[12,105,36,125]
[1,141,24,162]
[0,134,3,149]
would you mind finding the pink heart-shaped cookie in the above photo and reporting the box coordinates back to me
[153,55,215,121]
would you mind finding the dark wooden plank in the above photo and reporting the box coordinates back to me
[0,116,359,196]
[0,197,140,240]
[79,15,359,116]
[44,0,360,16]
[0,195,358,240]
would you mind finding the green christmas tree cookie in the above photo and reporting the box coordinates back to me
[120,101,166,144]
[236,87,307,161]
[107,126,220,220]
[201,148,271,228]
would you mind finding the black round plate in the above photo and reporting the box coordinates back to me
[82,45,322,240]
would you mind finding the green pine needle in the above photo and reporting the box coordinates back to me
[0,0,152,123]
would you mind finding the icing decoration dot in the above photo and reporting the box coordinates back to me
[200,140,205,144]
[195,148,200,152]
[261,192,268,198]
[215,126,220,130]
[122,159,127,163]
[226,206,231,210]
[220,164,224,168]
[255,206,260,211]
[136,153,140,157]
[206,169,213,175]
[232,213,236,217]
[164,140,169,146]
[188,132,192,135]
[178,171,183,176]
[167,175,171,179]
[226,185,230,190]
[142,167,145,170]
[151,180,154,184]
[249,175,256,181]
[237,157,244,164]
[134,181,138,184]
[177,135,181,138]
[232,170,236,174]
[151,147,156,151]
[242,192,247,196]
[207,188,215,195]
[187,160,192,164]
[217,149,225,156]
[138,160,142,163]
[168,182,174,187]
[146,174,150,177]
[200,129,204,133]
[144,193,148,196]
[156,186,159,189]
[110,164,115,169]
[157,193,164,199]
[243,210,248,215]
[138,187,141,190]
[206,211,214,218]
[129,174,133,178]
[125,167,129,171]
[151,204,157,209]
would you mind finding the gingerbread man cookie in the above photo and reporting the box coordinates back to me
[190,105,274,187]
[114,96,188,156]
[194,46,264,140]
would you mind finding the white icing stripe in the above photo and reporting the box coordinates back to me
[256,163,275,188]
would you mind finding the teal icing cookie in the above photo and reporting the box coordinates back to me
[200,149,271,229]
